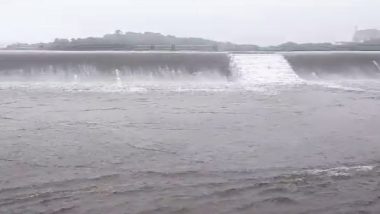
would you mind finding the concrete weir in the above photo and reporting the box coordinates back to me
[1,51,380,81]
[283,52,380,79]
[0,51,231,81]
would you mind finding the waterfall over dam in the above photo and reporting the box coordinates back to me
[283,52,380,79]
[0,51,231,81]
[0,51,380,84]
[1,51,380,214]
[230,54,302,85]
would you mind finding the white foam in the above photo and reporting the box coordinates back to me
[305,165,375,177]
[0,54,306,93]
[306,78,380,93]
[308,80,367,92]
[114,69,122,86]
[373,60,380,72]
[230,54,303,86]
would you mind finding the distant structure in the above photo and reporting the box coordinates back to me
[353,28,380,42]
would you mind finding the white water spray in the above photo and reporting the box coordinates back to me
[373,60,380,72]
[115,69,122,86]
[230,54,302,85]
[73,74,79,82]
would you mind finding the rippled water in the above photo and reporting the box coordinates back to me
[1,81,380,214]
[1,52,380,214]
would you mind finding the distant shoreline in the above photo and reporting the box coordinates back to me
[3,30,380,52]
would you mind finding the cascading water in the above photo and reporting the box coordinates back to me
[373,60,380,72]
[0,51,308,92]
[0,51,230,81]
[4,51,380,92]
[284,52,380,79]
[229,54,303,85]
[114,69,122,86]
[73,74,79,82]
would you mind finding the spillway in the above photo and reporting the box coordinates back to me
[0,51,380,90]
[230,54,302,85]
[0,51,230,81]
[283,52,380,79]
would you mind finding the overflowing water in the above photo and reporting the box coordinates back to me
[1,51,380,214]
[231,54,302,84]
[0,52,306,93]
[373,60,380,71]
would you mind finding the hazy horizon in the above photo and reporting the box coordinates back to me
[1,0,380,46]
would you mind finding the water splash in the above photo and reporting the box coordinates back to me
[230,54,303,85]
[73,74,79,82]
[373,60,380,72]
[115,69,122,86]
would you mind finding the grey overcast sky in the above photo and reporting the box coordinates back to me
[0,0,379,46]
